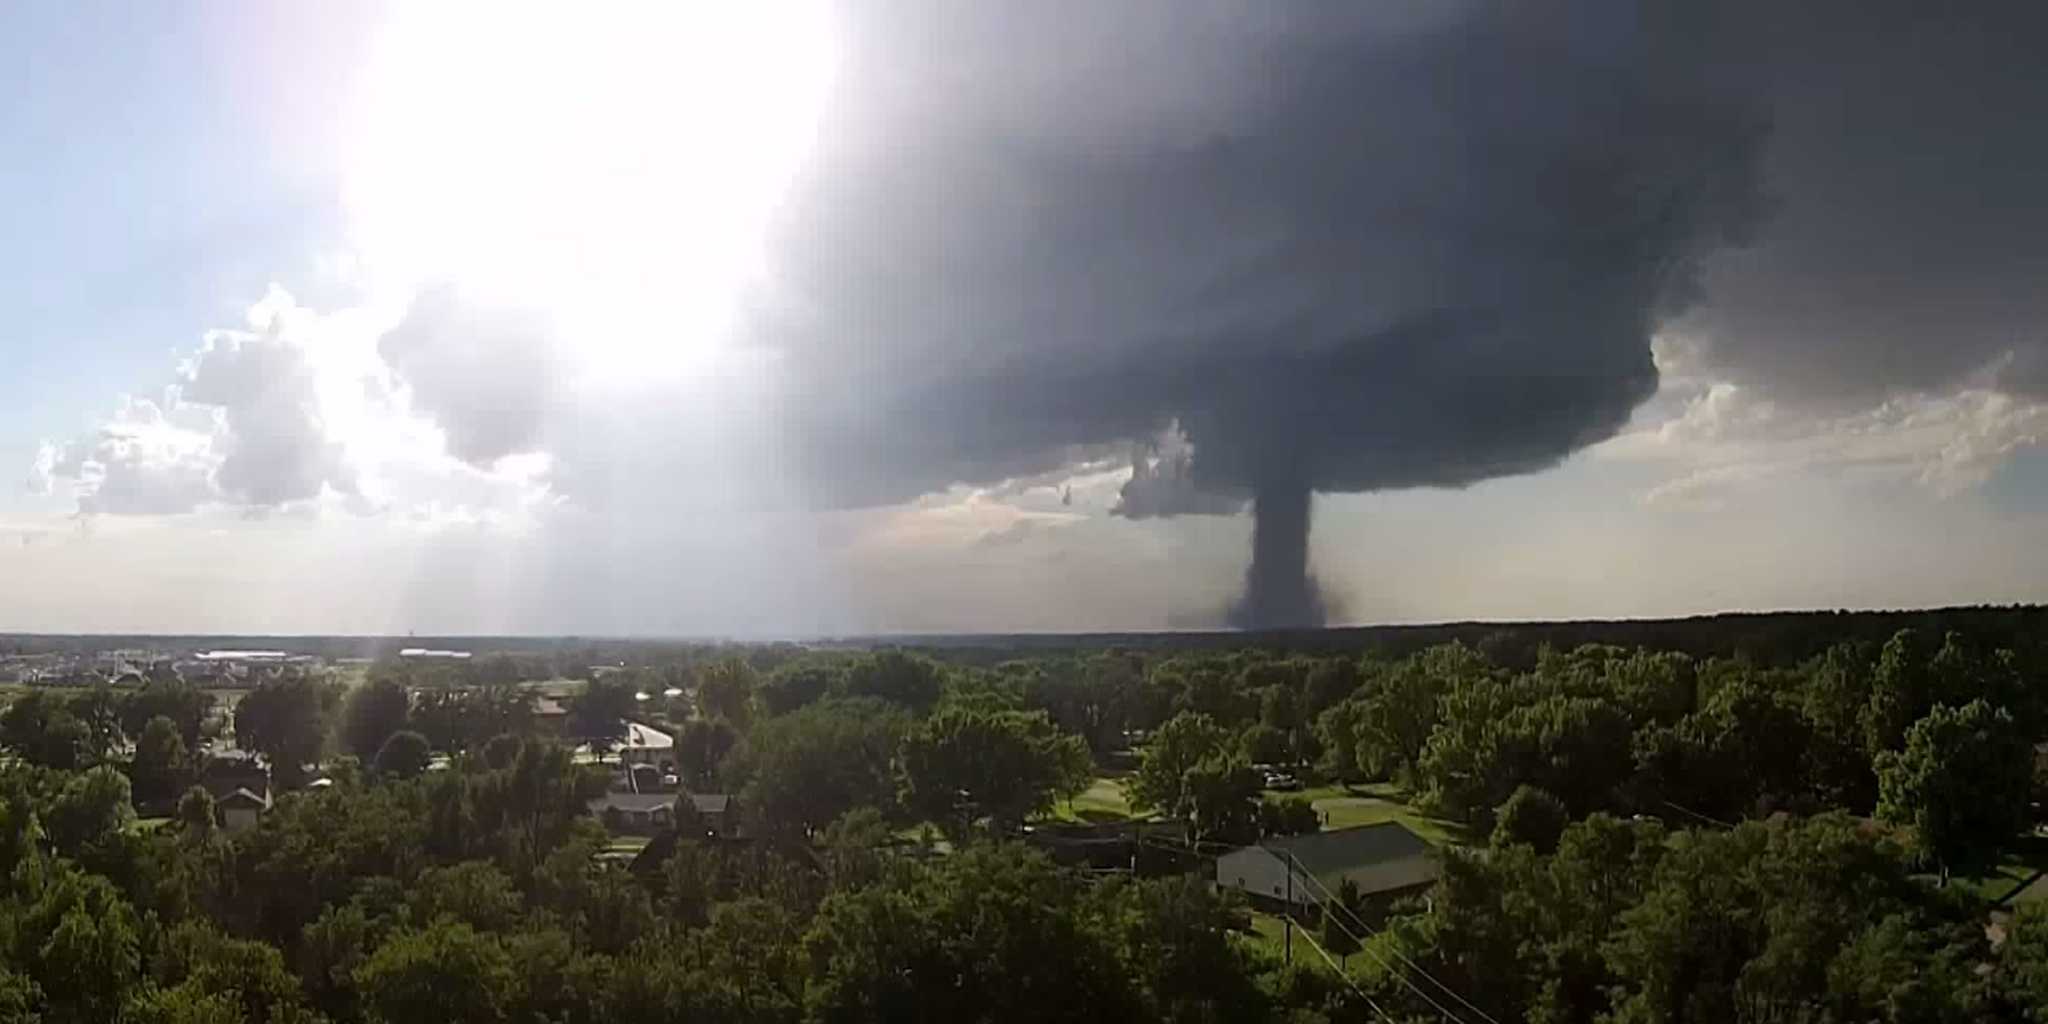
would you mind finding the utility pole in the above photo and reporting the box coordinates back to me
[1283,852,1293,964]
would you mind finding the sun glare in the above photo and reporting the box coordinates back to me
[346,0,837,379]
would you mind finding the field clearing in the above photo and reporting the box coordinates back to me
[1040,775,1463,848]
[1269,781,1468,846]
[1050,776,1137,823]
[1948,835,2048,907]
[601,834,653,858]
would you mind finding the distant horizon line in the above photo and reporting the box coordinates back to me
[2,601,2041,645]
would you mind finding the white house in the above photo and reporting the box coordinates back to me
[617,721,675,765]
[1215,822,1438,910]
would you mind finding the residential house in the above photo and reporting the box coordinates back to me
[530,695,570,735]
[617,721,674,766]
[1214,822,1438,912]
[589,791,739,837]
[199,756,272,831]
[216,788,271,832]
[592,792,676,835]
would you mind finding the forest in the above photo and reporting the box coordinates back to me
[0,610,2046,1021]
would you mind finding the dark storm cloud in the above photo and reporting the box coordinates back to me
[764,2,1770,512]
[749,0,1772,624]
[354,1,2047,628]
[1681,0,2048,408]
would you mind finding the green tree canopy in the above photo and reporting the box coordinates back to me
[759,659,843,716]
[695,658,759,729]
[343,678,414,760]
[844,651,945,712]
[1491,784,1569,854]
[0,691,89,769]
[566,677,637,753]
[897,707,1089,835]
[1876,699,2033,878]
[1125,711,1229,820]
[234,675,341,788]
[373,730,432,780]
[354,918,518,1024]
[118,679,216,745]
[131,714,192,806]
[732,698,907,839]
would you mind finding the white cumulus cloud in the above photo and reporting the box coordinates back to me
[36,286,553,525]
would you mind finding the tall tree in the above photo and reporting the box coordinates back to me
[354,919,517,1024]
[234,675,341,787]
[1352,659,1446,780]
[1125,711,1229,821]
[695,658,759,729]
[758,659,842,716]
[414,685,535,754]
[47,764,137,855]
[566,677,636,754]
[898,707,1089,835]
[0,691,89,769]
[675,717,738,791]
[119,680,216,749]
[1491,785,1569,854]
[1319,877,1364,967]
[1182,757,1262,843]
[374,731,432,780]
[844,651,945,711]
[65,688,125,763]
[732,698,907,838]
[132,714,193,806]
[1303,657,1363,717]
[1863,628,1936,757]
[1876,699,2032,879]
[343,679,413,760]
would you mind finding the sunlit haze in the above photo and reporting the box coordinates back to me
[346,1,837,378]
[5,1,2048,636]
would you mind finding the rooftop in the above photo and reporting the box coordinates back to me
[622,721,673,750]
[1256,821,1435,876]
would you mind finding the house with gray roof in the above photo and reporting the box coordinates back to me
[1214,822,1437,910]
[590,791,738,836]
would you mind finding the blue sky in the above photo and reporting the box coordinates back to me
[1,4,370,445]
[3,2,2046,635]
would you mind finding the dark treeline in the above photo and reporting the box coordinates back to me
[8,602,2048,669]
[3,618,2048,1020]
[891,603,2048,671]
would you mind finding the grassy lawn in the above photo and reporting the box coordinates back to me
[1242,911,1384,978]
[1035,775,1467,846]
[1270,781,1470,846]
[1242,911,1293,959]
[1038,776,1140,824]
[1948,835,2048,907]
[602,834,653,856]
[128,817,172,834]
[1058,776,1137,823]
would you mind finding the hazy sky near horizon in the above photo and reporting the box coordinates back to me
[5,0,2048,636]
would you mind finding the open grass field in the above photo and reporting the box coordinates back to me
[601,834,653,859]
[1039,774,1464,847]
[1050,776,1138,823]
[1289,781,1471,846]
[1948,834,2048,907]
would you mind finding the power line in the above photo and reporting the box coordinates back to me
[1147,830,1489,1023]
[1289,910,1398,1023]
[1659,798,1734,829]
[1264,845,1476,1024]
[1286,856,1503,1024]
